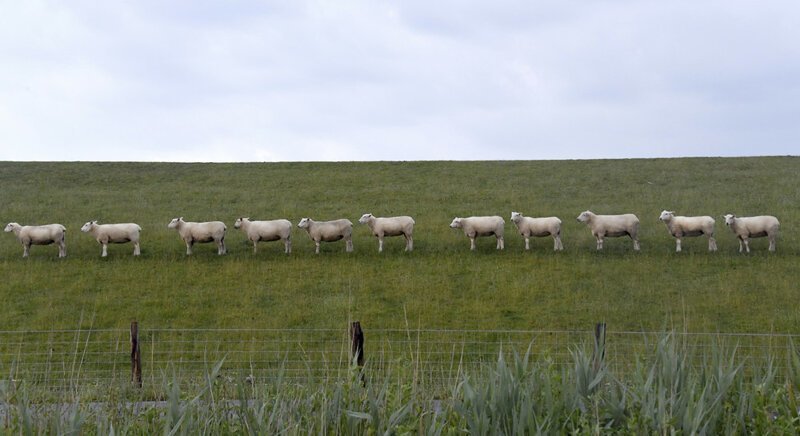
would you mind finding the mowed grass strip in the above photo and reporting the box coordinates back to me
[0,158,797,332]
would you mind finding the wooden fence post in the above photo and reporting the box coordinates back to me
[593,322,606,371]
[131,320,142,387]
[350,321,365,367]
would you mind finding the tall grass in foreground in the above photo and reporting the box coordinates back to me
[3,333,800,434]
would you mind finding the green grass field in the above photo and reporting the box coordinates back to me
[0,157,798,333]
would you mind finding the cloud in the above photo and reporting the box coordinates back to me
[0,1,798,161]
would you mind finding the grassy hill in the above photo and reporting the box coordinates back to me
[0,157,797,333]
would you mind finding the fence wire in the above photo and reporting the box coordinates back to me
[1,327,799,391]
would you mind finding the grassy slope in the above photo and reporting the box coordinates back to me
[0,158,797,333]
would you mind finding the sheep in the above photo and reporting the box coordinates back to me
[4,222,67,258]
[297,217,353,253]
[449,216,505,250]
[234,217,292,254]
[658,211,717,252]
[576,211,640,251]
[358,213,415,252]
[723,213,780,253]
[167,217,227,255]
[510,211,563,251]
[80,220,142,257]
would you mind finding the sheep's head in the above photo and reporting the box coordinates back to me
[358,213,373,224]
[658,210,674,222]
[723,214,736,226]
[297,218,311,229]
[449,217,462,229]
[167,217,183,229]
[576,211,593,223]
[510,212,523,223]
[234,217,248,229]
[80,221,98,233]
[4,223,19,233]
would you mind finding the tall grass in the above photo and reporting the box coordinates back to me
[3,333,800,433]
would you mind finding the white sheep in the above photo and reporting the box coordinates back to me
[167,217,227,255]
[510,211,563,251]
[297,217,353,253]
[80,220,142,257]
[234,217,292,254]
[449,216,505,250]
[576,211,640,251]
[658,211,717,252]
[358,213,415,252]
[723,213,780,253]
[4,222,67,258]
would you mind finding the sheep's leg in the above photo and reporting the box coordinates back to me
[102,243,109,257]
[768,235,776,252]
[629,232,640,251]
[315,240,321,254]
[469,236,476,251]
[185,239,193,255]
[252,240,258,254]
[405,234,413,252]
[285,238,292,254]
[346,238,353,253]
[524,236,530,250]
[218,238,226,255]
[675,238,682,252]
[595,234,603,250]
[497,236,504,250]
[378,237,384,253]
[708,237,717,252]
[133,242,141,256]
[59,241,66,258]
[743,238,750,253]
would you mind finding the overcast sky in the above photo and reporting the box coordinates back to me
[1,1,798,162]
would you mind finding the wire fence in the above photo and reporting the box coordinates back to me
[1,325,799,392]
